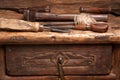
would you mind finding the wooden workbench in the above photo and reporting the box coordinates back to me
[0,0,120,80]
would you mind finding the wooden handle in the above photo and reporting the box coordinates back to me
[80,7,120,16]
[90,23,108,33]
[75,23,108,33]
[28,6,50,13]
[80,7,110,14]
[0,18,40,31]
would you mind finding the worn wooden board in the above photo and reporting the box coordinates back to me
[0,31,114,44]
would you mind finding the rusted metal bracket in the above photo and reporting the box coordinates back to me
[57,56,65,80]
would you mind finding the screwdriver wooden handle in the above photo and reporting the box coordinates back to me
[75,23,108,33]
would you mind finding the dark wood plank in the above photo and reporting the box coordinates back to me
[0,0,115,7]
[5,44,112,76]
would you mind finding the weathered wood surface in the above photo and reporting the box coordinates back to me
[0,31,114,44]
[0,15,119,44]
[0,0,119,44]
[0,17,119,44]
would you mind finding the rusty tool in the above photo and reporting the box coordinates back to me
[0,7,108,22]
[0,6,50,13]
[57,56,65,80]
[0,6,50,21]
[35,13,108,22]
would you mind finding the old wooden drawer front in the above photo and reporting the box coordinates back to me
[5,44,112,76]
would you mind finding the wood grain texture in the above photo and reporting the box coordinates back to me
[0,31,114,44]
[0,0,111,7]
[1,0,119,7]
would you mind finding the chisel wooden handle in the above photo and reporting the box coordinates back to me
[0,18,40,32]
